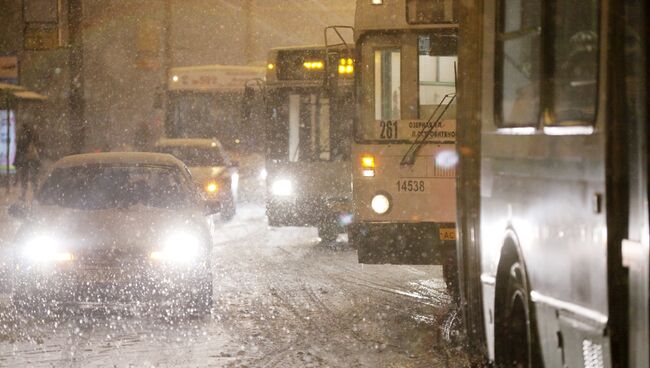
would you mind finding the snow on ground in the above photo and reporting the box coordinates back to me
[0,157,468,367]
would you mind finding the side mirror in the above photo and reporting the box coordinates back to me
[8,202,28,220]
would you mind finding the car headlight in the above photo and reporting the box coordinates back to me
[271,179,293,196]
[371,193,391,214]
[150,231,201,263]
[22,235,74,263]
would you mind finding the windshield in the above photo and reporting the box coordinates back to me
[166,92,247,150]
[266,88,353,162]
[356,31,457,143]
[36,165,194,210]
[156,146,227,167]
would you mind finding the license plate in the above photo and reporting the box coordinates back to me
[439,228,456,241]
[78,269,122,284]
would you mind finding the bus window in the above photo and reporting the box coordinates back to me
[496,0,541,127]
[418,34,457,119]
[546,0,599,125]
[374,49,401,121]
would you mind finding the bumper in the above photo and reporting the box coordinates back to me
[204,192,234,210]
[350,222,456,265]
[266,196,351,227]
[13,262,211,309]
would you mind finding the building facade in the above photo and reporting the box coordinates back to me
[0,0,355,154]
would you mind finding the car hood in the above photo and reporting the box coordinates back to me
[17,203,208,250]
[188,166,228,183]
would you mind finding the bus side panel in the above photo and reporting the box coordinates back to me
[477,0,612,366]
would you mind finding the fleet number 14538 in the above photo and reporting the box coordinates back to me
[396,180,425,192]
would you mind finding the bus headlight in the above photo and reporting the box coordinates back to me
[371,194,391,214]
[271,179,293,196]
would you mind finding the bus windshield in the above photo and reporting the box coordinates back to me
[266,89,353,162]
[356,30,457,143]
[166,92,243,147]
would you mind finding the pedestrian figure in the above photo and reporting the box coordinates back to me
[14,124,41,200]
[134,121,152,151]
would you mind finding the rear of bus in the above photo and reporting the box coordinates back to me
[264,46,355,241]
[350,0,458,273]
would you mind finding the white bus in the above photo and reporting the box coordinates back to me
[349,0,458,283]
[166,64,265,152]
[264,43,355,242]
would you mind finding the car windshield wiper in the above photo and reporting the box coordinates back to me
[400,92,456,166]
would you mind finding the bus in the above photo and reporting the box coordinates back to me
[165,64,265,152]
[456,0,648,366]
[264,42,355,242]
[349,0,459,282]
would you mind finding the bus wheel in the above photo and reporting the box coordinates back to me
[499,261,539,368]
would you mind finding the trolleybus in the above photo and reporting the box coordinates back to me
[264,41,355,242]
[456,0,648,366]
[349,0,459,279]
[165,64,265,152]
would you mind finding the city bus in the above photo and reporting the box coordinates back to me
[349,0,459,282]
[165,64,265,152]
[456,0,648,366]
[264,43,355,242]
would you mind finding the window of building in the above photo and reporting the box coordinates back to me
[406,0,457,24]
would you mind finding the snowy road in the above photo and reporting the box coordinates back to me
[0,200,468,367]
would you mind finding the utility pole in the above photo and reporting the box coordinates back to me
[163,0,173,71]
[244,0,253,64]
[162,0,173,136]
[68,0,85,154]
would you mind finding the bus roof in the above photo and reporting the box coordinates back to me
[167,64,265,92]
[354,0,457,41]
